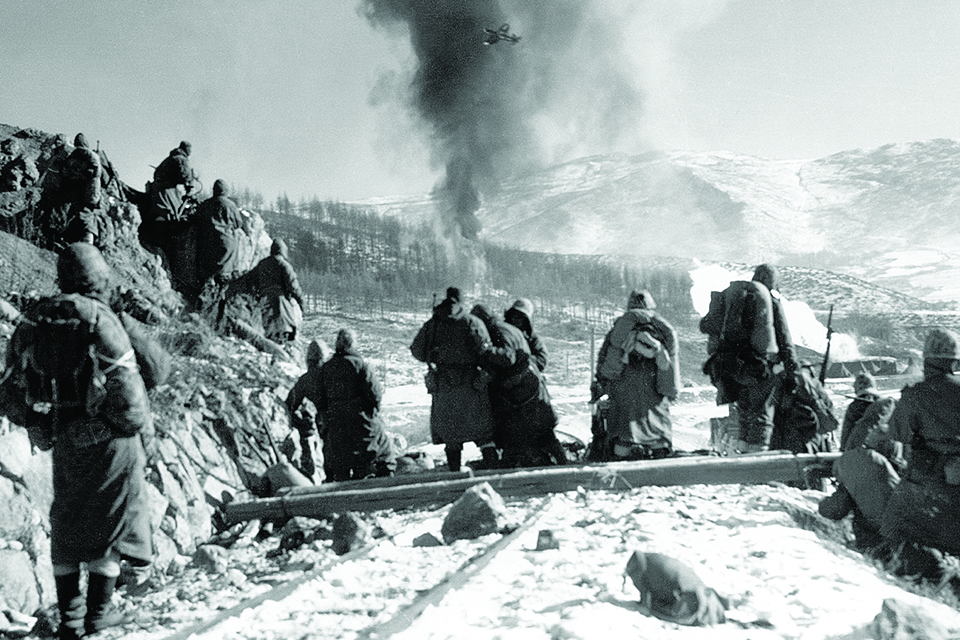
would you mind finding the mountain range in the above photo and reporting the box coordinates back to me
[360,139,960,305]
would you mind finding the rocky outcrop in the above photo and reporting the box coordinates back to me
[0,123,291,619]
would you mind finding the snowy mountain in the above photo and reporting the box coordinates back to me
[361,140,960,305]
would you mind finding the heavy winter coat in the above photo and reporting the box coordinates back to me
[881,363,960,553]
[473,306,564,466]
[235,242,305,342]
[410,298,495,446]
[4,294,154,566]
[149,147,193,223]
[596,308,679,449]
[195,192,247,282]
[317,347,388,481]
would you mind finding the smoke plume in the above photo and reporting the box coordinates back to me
[363,0,667,238]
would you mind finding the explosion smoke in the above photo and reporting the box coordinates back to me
[364,1,660,239]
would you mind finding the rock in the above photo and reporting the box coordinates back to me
[535,529,560,551]
[331,513,371,556]
[412,533,443,547]
[0,549,39,615]
[193,544,229,574]
[871,598,957,640]
[441,482,513,544]
[226,568,247,586]
[279,517,322,551]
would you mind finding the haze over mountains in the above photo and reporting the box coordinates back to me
[361,139,960,305]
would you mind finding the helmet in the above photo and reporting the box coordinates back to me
[924,328,960,360]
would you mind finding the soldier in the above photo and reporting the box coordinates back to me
[700,264,800,452]
[141,141,197,266]
[1,244,158,639]
[410,287,498,471]
[60,133,102,245]
[881,328,960,556]
[471,304,566,468]
[503,298,547,372]
[593,290,680,460]
[285,339,332,482]
[316,329,395,481]
[193,179,248,312]
[229,238,305,343]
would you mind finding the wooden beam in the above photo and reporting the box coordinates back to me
[225,452,839,523]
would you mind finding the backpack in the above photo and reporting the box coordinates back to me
[0,294,148,450]
[771,368,839,454]
[718,280,777,356]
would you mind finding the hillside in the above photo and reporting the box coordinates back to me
[359,140,960,305]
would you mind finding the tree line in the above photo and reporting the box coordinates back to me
[237,193,697,326]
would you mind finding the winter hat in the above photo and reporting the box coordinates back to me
[470,304,494,324]
[446,287,461,303]
[73,133,89,149]
[506,298,534,321]
[179,140,192,155]
[271,238,288,257]
[306,340,330,368]
[213,179,228,196]
[57,242,112,297]
[752,264,780,292]
[335,328,356,353]
[627,290,656,310]
[924,327,960,361]
[853,372,878,397]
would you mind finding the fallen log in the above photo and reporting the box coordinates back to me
[225,452,839,523]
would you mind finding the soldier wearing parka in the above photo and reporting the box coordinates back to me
[2,244,159,639]
[195,179,247,285]
[56,133,102,245]
[471,304,566,468]
[881,328,960,555]
[231,238,305,343]
[594,290,680,460]
[285,339,332,482]
[700,264,799,452]
[504,298,548,373]
[317,329,395,481]
[410,288,497,471]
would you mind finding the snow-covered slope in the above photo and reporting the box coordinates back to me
[360,140,960,304]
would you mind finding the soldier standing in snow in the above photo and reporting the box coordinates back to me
[285,339,332,482]
[700,264,800,452]
[230,238,305,343]
[471,304,566,468]
[142,141,197,268]
[410,287,499,471]
[504,298,548,373]
[0,244,158,639]
[881,328,960,556]
[592,290,680,460]
[316,329,395,481]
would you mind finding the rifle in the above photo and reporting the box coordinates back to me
[423,293,438,393]
[819,304,834,385]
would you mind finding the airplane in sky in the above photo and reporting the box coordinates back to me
[483,23,520,45]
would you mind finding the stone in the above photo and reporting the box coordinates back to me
[871,598,956,640]
[331,513,371,556]
[412,533,443,547]
[0,549,39,615]
[193,544,229,574]
[441,482,512,544]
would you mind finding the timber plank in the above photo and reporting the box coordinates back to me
[225,452,839,523]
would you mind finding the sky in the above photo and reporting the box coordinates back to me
[3,0,960,204]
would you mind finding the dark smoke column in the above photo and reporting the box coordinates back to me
[363,0,530,239]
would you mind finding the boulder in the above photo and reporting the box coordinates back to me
[331,513,371,556]
[871,598,957,640]
[441,482,513,544]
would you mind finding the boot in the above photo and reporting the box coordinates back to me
[445,444,462,472]
[479,444,500,470]
[85,573,130,636]
[55,572,86,640]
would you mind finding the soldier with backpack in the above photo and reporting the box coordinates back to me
[700,264,800,452]
[0,244,156,640]
[591,290,680,460]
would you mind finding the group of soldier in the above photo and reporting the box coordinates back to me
[5,138,960,635]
